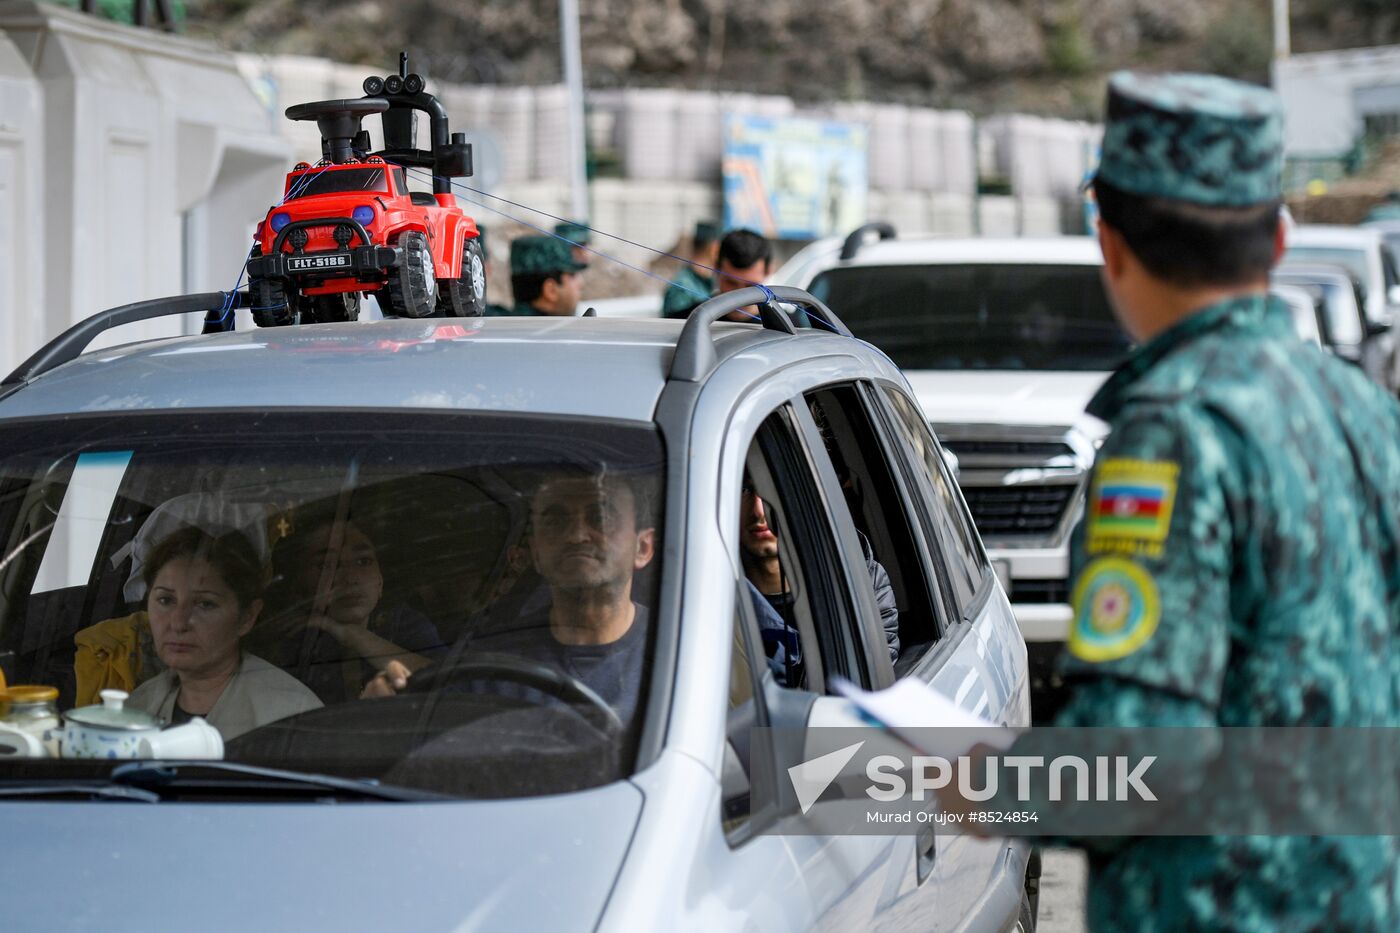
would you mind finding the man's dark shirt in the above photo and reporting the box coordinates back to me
[454,603,650,724]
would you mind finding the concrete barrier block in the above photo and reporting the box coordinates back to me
[1018,196,1063,236]
[929,193,976,237]
[978,196,1019,237]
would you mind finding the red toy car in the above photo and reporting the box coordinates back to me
[246,56,486,326]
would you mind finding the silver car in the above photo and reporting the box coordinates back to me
[0,287,1033,931]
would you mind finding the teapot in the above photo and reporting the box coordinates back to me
[56,689,163,759]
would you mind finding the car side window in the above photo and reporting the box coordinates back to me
[879,386,990,620]
[804,384,950,672]
[735,408,869,693]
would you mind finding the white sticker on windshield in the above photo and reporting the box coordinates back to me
[31,451,134,594]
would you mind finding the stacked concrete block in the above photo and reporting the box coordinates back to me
[1018,197,1063,236]
[978,196,1020,237]
[488,86,536,184]
[619,88,679,181]
[907,108,944,192]
[868,104,911,191]
[533,84,572,182]
[938,110,977,197]
[867,189,929,235]
[983,113,1104,201]
[929,193,976,237]
[673,91,723,182]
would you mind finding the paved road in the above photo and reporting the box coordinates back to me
[1036,849,1088,933]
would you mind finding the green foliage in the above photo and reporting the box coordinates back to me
[1200,2,1273,84]
[1048,19,1096,78]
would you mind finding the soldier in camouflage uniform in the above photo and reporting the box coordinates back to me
[555,221,592,266]
[485,236,587,317]
[661,221,721,319]
[978,72,1400,931]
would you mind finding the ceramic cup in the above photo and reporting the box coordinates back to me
[137,717,223,760]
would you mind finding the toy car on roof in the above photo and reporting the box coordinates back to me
[245,54,486,326]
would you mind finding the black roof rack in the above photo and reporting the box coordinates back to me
[839,221,896,261]
[2,291,246,392]
[669,285,851,383]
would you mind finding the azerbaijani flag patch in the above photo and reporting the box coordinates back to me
[1085,458,1179,556]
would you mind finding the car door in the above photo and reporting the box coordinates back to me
[863,380,1030,931]
[717,400,904,931]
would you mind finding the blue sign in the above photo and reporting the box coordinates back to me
[722,114,868,240]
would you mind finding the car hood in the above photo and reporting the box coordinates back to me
[0,781,642,932]
[905,370,1111,428]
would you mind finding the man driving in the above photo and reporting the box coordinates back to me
[362,469,656,723]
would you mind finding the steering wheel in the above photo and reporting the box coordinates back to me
[403,651,625,737]
[285,98,391,123]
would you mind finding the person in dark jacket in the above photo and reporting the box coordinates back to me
[739,481,899,686]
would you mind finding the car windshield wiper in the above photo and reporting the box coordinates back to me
[0,782,162,803]
[107,760,449,802]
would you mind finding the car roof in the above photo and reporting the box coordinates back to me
[775,234,1103,287]
[1287,225,1384,248]
[0,317,811,423]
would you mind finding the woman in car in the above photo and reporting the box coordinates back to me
[127,527,322,741]
[252,512,443,704]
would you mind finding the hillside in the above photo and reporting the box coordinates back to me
[185,0,1400,119]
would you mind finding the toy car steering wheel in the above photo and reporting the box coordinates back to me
[285,98,391,122]
[403,651,625,736]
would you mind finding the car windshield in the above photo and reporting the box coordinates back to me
[1283,247,1371,294]
[808,263,1130,371]
[1273,274,1364,345]
[0,411,665,799]
[286,167,390,199]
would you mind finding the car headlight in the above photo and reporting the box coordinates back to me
[352,205,375,226]
[270,212,292,233]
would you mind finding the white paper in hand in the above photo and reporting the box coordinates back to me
[831,676,1020,760]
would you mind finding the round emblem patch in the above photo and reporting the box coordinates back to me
[1068,557,1161,662]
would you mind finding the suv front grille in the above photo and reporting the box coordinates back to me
[1011,578,1070,604]
[942,439,1075,460]
[962,485,1077,536]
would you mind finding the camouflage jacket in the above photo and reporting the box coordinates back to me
[661,266,713,319]
[1053,293,1400,931]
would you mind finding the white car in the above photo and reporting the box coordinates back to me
[774,227,1127,719]
[1285,224,1400,391]
[0,286,1035,931]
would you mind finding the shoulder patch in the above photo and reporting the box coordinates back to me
[1068,557,1161,662]
[1085,457,1179,557]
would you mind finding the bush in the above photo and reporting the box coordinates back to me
[1048,19,1096,77]
[1199,2,1273,84]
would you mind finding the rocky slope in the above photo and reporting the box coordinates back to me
[187,0,1400,119]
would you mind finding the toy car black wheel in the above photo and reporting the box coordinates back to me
[435,236,487,317]
[251,277,298,328]
[307,291,362,324]
[384,230,437,318]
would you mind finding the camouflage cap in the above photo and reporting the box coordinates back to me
[510,235,588,277]
[1095,71,1283,207]
[694,220,720,245]
[554,221,591,245]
